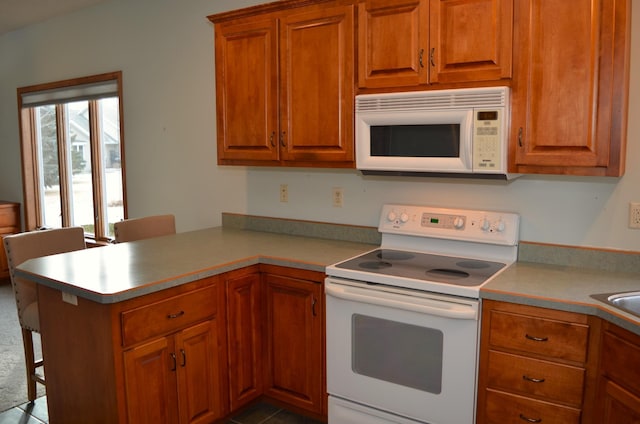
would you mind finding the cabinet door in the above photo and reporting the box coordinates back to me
[599,379,640,424]
[428,0,512,83]
[263,273,323,414]
[124,337,180,424]
[215,18,279,163]
[510,0,630,176]
[279,4,355,165]
[358,0,429,88]
[176,320,225,424]
[226,271,263,411]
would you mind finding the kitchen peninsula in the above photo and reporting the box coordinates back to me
[15,225,375,424]
[15,222,640,423]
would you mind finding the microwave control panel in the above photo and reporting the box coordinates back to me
[473,109,503,171]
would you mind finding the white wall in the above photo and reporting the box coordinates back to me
[0,0,638,252]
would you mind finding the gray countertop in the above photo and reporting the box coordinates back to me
[481,261,640,335]
[15,227,375,304]
[16,223,640,335]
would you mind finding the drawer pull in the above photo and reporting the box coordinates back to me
[167,310,185,319]
[170,353,177,371]
[180,349,186,367]
[519,413,542,423]
[525,333,548,342]
[523,375,546,383]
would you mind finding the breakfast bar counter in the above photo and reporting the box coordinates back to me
[15,226,375,303]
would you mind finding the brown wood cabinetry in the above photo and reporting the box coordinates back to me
[0,201,20,280]
[122,285,225,424]
[211,2,355,167]
[477,300,600,424]
[595,322,640,423]
[37,276,228,424]
[262,265,325,415]
[357,0,512,88]
[509,0,631,176]
[225,266,264,411]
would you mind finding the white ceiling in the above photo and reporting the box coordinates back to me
[0,0,109,36]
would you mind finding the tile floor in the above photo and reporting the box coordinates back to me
[0,398,324,424]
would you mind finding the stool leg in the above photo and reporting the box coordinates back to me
[21,328,37,402]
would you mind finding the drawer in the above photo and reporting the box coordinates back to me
[488,310,589,362]
[485,388,581,424]
[601,329,640,395]
[487,350,585,406]
[121,285,218,346]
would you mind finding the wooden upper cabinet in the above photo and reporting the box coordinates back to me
[279,4,355,164]
[357,0,513,88]
[429,0,513,83]
[211,2,355,167]
[358,0,428,87]
[215,18,279,162]
[509,0,631,176]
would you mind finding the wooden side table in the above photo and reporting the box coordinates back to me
[0,201,21,281]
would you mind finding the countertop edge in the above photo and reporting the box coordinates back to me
[16,254,328,304]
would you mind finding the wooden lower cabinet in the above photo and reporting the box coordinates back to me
[477,299,600,424]
[225,266,263,411]
[124,320,223,424]
[595,322,640,423]
[37,276,228,424]
[36,264,326,423]
[262,267,324,415]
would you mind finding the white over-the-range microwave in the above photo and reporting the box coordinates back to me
[355,86,519,179]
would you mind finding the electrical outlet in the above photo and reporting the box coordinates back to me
[332,187,343,207]
[630,202,640,229]
[280,184,288,203]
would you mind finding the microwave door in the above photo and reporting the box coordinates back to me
[356,109,473,173]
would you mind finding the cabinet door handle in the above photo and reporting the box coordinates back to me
[167,310,185,319]
[180,349,186,367]
[270,131,276,147]
[518,127,523,147]
[525,334,548,342]
[419,49,424,68]
[429,47,435,67]
[519,413,542,423]
[523,375,546,383]
[280,131,286,148]
[170,352,177,371]
[312,296,317,317]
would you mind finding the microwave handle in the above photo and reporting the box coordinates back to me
[325,281,477,320]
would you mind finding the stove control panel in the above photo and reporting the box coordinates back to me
[379,204,520,246]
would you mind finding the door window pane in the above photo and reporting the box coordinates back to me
[35,105,62,228]
[66,101,95,234]
[99,97,124,237]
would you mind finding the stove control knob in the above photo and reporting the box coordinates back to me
[453,216,464,229]
[400,213,410,223]
[387,211,397,222]
[481,218,491,231]
[496,220,506,232]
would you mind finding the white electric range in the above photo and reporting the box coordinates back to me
[325,204,520,424]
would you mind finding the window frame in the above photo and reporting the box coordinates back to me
[17,71,128,243]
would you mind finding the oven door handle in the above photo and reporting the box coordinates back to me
[325,282,477,320]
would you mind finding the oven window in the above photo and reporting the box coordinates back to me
[352,314,443,394]
[370,124,460,157]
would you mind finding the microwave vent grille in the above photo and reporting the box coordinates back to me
[356,87,508,112]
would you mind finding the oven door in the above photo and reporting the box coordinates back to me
[325,277,479,424]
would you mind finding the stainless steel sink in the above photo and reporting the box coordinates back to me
[592,291,640,319]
